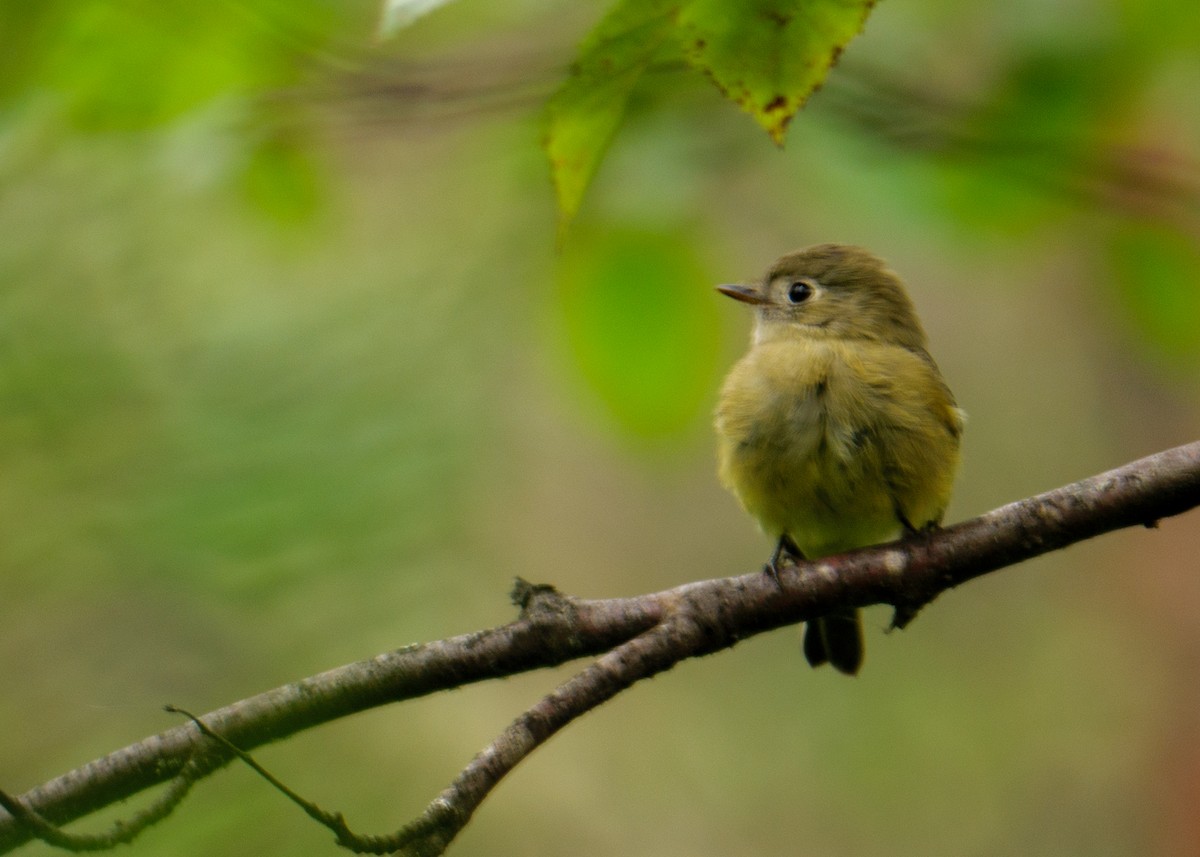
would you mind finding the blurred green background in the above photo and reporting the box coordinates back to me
[3,1,1200,855]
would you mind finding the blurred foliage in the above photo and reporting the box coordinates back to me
[0,0,339,224]
[1108,223,1200,366]
[0,0,331,130]
[556,228,722,438]
[239,126,325,224]
[1,1,1199,857]
[933,45,1133,231]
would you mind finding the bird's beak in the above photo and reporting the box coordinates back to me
[716,283,768,305]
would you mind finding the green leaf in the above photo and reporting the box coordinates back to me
[543,0,679,236]
[556,230,722,439]
[544,0,877,230]
[677,0,875,144]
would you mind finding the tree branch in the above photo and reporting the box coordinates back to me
[2,441,1198,855]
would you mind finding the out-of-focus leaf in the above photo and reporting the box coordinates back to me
[241,131,323,224]
[557,230,722,439]
[377,0,457,38]
[1108,224,1200,366]
[676,0,875,144]
[544,0,679,236]
[545,0,877,231]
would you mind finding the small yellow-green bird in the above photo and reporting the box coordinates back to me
[715,244,963,675]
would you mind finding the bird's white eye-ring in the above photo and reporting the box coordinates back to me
[787,280,814,303]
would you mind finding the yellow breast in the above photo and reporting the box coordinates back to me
[715,336,962,558]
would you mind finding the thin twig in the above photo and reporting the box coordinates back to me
[0,756,203,852]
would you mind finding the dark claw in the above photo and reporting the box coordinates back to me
[897,510,943,539]
[764,534,805,583]
[889,602,921,631]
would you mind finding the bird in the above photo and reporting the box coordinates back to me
[714,244,963,675]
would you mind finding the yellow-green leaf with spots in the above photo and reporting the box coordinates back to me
[678,0,876,144]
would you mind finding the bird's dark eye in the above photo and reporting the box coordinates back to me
[787,280,813,303]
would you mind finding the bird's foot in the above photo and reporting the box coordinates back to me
[898,512,943,539]
[763,534,805,585]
